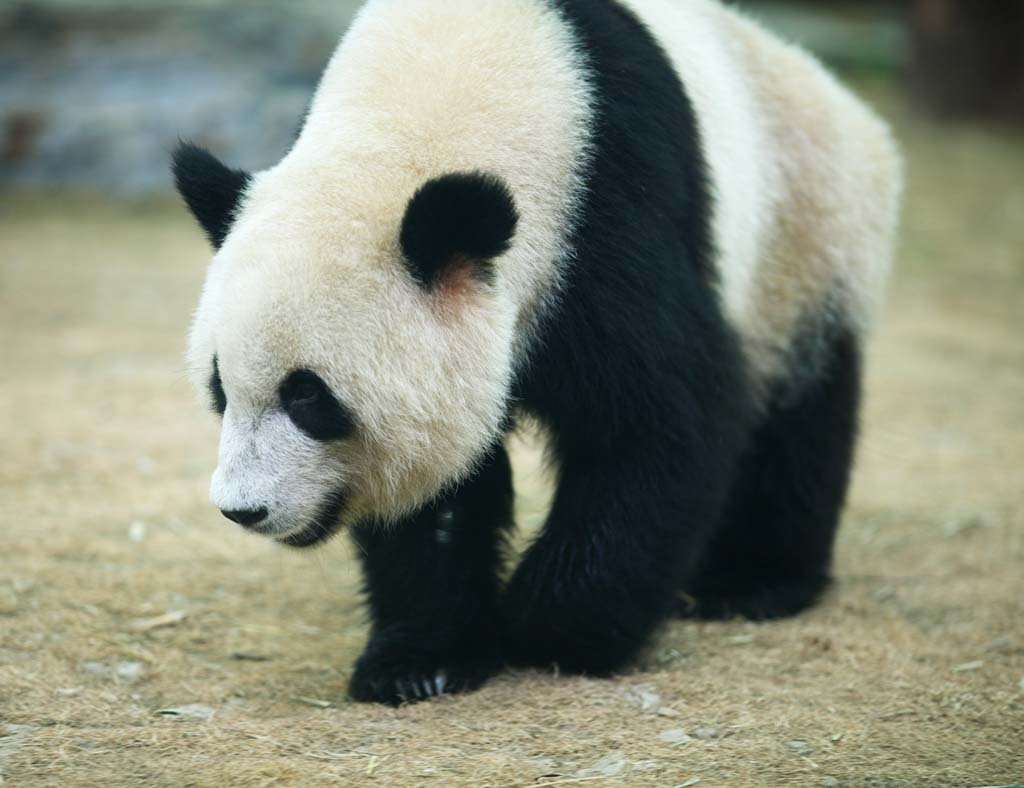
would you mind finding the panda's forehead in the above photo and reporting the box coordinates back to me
[239,158,406,248]
[216,173,410,296]
[192,257,293,392]
[204,247,418,401]
[212,320,290,400]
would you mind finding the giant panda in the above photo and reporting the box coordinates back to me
[173,0,901,705]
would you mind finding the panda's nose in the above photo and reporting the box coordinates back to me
[221,507,269,527]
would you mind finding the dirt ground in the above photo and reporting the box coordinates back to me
[1,82,1022,788]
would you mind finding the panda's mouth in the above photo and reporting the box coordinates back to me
[276,489,348,548]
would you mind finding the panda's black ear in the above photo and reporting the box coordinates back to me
[171,141,251,249]
[399,172,518,290]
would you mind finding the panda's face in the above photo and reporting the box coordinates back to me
[179,148,520,546]
[188,253,358,545]
[205,360,352,546]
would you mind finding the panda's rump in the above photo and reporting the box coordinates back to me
[618,0,900,402]
[721,9,903,395]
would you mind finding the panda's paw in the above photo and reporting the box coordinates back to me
[348,663,486,706]
[348,631,500,706]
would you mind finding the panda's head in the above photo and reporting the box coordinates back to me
[173,142,519,546]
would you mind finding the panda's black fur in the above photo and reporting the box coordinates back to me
[175,0,874,705]
[503,0,756,672]
[400,173,519,290]
[172,142,250,249]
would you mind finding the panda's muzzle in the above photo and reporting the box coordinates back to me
[275,487,348,548]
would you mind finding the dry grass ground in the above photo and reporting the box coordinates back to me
[1,82,1022,787]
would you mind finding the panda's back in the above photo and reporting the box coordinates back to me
[621,0,902,390]
[720,3,901,388]
[283,0,899,408]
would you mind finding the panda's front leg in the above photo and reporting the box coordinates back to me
[502,440,731,675]
[348,443,514,705]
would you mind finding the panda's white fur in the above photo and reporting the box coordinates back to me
[188,0,595,538]
[622,0,901,391]
[187,0,900,541]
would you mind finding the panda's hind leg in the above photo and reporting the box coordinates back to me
[682,330,862,621]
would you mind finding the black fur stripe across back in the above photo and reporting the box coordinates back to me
[516,0,739,443]
[502,0,755,675]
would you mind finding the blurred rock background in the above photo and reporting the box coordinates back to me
[0,0,361,196]
[0,0,1021,197]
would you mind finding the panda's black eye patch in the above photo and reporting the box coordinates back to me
[279,369,355,442]
[209,357,227,416]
